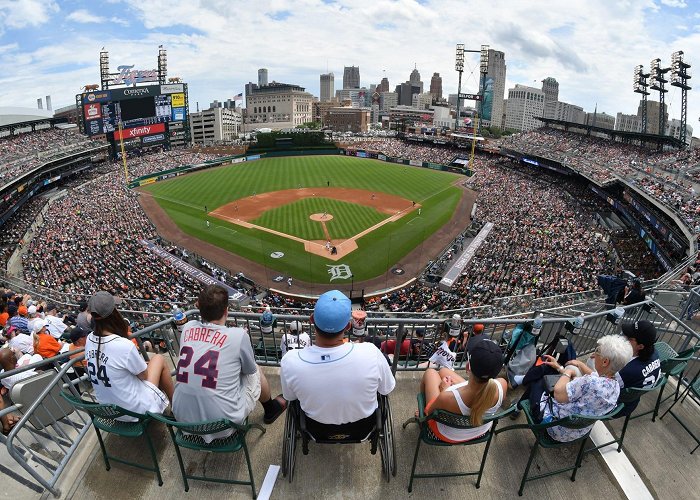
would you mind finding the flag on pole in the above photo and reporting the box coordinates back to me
[233,92,243,101]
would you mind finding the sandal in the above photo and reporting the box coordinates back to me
[263,395,287,424]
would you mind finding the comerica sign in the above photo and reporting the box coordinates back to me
[110,64,159,86]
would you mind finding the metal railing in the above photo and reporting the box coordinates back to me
[2,297,698,496]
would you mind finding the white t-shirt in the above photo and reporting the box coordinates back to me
[84,333,169,421]
[173,320,258,425]
[45,315,68,339]
[280,332,311,356]
[9,333,34,355]
[281,342,396,425]
[1,353,43,391]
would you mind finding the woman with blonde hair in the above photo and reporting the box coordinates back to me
[420,338,507,443]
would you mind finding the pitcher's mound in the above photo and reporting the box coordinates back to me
[310,213,333,221]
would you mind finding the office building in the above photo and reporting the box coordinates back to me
[541,77,559,119]
[412,92,433,110]
[190,106,242,144]
[409,66,423,93]
[504,84,544,132]
[343,66,360,89]
[326,107,370,133]
[584,111,615,130]
[380,91,398,111]
[429,73,443,101]
[482,49,507,128]
[320,73,335,102]
[639,100,669,135]
[615,112,642,133]
[378,77,390,93]
[667,118,693,145]
[553,101,585,124]
[258,68,268,87]
[245,82,313,131]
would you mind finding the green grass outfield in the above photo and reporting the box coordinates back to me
[141,155,462,284]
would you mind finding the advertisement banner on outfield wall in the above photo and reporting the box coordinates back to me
[170,93,185,107]
[247,155,261,161]
[409,159,422,167]
[378,154,386,161]
[160,83,184,94]
[139,178,156,186]
[231,157,246,164]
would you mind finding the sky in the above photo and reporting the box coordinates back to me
[1,0,699,133]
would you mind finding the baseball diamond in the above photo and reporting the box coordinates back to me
[138,155,472,290]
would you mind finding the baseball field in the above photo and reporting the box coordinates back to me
[139,155,464,285]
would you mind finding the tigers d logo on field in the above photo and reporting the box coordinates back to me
[327,264,352,281]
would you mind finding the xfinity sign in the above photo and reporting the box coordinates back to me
[114,123,165,140]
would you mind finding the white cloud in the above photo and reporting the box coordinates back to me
[0,0,59,31]
[1,0,699,135]
[66,9,128,26]
[660,0,687,7]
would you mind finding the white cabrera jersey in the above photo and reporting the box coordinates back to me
[84,333,169,420]
[280,332,311,356]
[173,320,258,425]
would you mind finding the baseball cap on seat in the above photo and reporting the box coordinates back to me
[467,338,504,380]
[313,290,351,334]
[620,320,656,347]
[88,291,120,318]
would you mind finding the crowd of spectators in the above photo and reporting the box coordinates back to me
[124,149,224,179]
[341,138,463,165]
[366,160,635,313]
[503,127,700,233]
[0,196,47,266]
[0,128,100,185]
[19,149,231,311]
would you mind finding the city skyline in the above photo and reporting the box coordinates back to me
[0,0,699,133]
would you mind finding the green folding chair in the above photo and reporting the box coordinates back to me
[60,391,163,485]
[586,375,667,454]
[514,399,623,496]
[148,412,265,498]
[652,342,699,420]
[401,392,515,492]
[661,370,700,453]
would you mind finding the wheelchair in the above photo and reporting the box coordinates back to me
[281,394,396,482]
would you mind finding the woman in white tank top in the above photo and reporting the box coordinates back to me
[420,338,508,443]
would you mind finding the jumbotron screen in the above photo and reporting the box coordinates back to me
[119,97,156,122]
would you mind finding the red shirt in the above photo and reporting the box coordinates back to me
[380,339,411,356]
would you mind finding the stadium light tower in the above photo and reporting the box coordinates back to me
[100,49,110,91]
[649,57,670,137]
[455,44,465,132]
[633,64,650,134]
[670,50,692,148]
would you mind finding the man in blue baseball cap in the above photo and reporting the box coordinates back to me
[280,290,395,435]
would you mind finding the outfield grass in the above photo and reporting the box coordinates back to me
[142,155,462,283]
[253,197,388,240]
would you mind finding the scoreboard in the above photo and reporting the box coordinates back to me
[78,83,189,157]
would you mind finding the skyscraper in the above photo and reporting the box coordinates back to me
[258,68,268,87]
[409,66,423,93]
[541,77,559,119]
[504,84,544,132]
[343,66,360,89]
[378,77,390,93]
[429,73,442,100]
[482,49,507,128]
[320,73,335,102]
